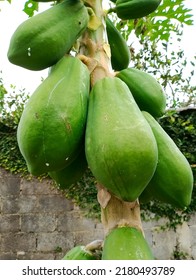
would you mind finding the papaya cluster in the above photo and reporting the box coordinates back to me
[7,0,193,260]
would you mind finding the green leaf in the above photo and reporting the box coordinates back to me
[125,0,194,42]
[23,0,38,17]
[154,0,193,25]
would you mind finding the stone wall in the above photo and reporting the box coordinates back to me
[0,168,195,260]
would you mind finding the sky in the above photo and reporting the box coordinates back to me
[0,0,196,94]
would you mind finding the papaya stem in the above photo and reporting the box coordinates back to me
[107,7,117,14]
[79,0,113,85]
[85,239,103,251]
[97,183,144,236]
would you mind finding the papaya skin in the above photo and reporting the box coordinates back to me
[7,0,89,70]
[115,0,161,20]
[32,0,56,2]
[106,17,131,71]
[116,67,166,118]
[85,77,158,202]
[17,56,90,176]
[48,146,88,189]
[62,246,97,260]
[140,111,193,208]
[102,226,154,260]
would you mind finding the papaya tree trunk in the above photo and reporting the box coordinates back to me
[79,0,144,237]
[79,0,113,85]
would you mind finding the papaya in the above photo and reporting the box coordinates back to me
[115,0,161,20]
[7,0,89,70]
[106,17,131,71]
[116,67,166,118]
[102,226,154,260]
[32,0,55,2]
[62,246,97,260]
[85,77,158,202]
[17,55,90,176]
[33,0,55,2]
[48,146,88,189]
[140,111,193,208]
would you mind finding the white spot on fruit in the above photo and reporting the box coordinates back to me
[45,163,49,166]
[27,47,31,57]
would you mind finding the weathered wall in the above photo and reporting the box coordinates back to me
[0,168,195,260]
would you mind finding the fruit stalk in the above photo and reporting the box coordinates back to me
[97,183,144,236]
[79,0,113,85]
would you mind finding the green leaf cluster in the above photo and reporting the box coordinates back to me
[125,0,193,42]
[0,74,7,112]
[0,78,29,175]
[23,0,38,17]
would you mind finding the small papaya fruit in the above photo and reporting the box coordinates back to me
[116,67,166,118]
[140,111,193,208]
[48,146,88,189]
[62,246,97,260]
[85,77,158,202]
[17,55,90,176]
[106,17,131,71]
[115,0,161,20]
[7,0,89,70]
[102,226,154,260]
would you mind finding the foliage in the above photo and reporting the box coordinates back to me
[160,109,196,163]
[113,0,193,42]
[0,128,27,175]
[23,0,38,17]
[0,84,29,130]
[6,0,58,17]
[0,78,29,175]
[172,248,190,260]
[0,73,7,112]
[126,0,193,42]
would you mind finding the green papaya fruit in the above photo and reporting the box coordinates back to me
[7,0,89,70]
[102,226,154,260]
[48,146,88,189]
[17,55,90,176]
[32,0,55,2]
[116,68,166,118]
[62,246,97,260]
[115,0,161,20]
[85,77,158,202]
[106,17,131,71]
[140,111,193,208]
[139,188,152,204]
